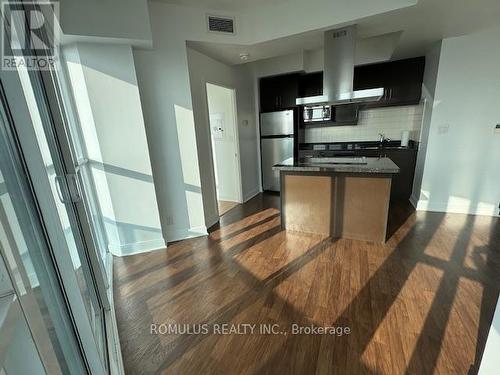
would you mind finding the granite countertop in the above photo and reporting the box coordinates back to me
[273,157,400,174]
[299,140,418,152]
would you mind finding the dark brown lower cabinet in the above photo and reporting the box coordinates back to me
[383,149,418,202]
[357,148,418,202]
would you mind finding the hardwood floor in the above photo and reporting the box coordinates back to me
[114,193,500,374]
[218,200,240,216]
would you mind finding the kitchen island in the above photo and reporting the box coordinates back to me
[273,157,399,243]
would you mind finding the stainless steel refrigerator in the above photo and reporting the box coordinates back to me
[260,110,294,191]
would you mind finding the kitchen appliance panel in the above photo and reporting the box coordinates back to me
[261,137,294,191]
[260,110,294,136]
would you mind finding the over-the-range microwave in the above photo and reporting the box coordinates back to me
[303,104,359,125]
[303,105,332,123]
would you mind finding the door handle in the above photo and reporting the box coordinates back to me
[67,173,82,203]
[54,174,82,204]
[54,175,70,204]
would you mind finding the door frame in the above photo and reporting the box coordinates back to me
[0,11,109,373]
[204,82,243,218]
[0,65,108,375]
[38,54,110,307]
[0,85,84,375]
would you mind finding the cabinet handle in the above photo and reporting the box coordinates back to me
[389,88,393,99]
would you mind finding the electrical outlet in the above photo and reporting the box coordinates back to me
[495,123,500,134]
[165,215,174,226]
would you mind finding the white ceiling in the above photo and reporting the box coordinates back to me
[157,0,289,11]
[184,0,500,65]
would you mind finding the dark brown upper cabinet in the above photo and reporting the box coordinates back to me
[298,72,323,98]
[259,73,300,112]
[259,57,425,112]
[354,56,425,108]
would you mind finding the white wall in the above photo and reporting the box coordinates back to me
[63,43,165,255]
[411,41,442,206]
[133,5,208,241]
[206,83,241,203]
[186,48,259,227]
[60,0,152,46]
[304,104,424,143]
[416,28,500,216]
[479,297,500,374]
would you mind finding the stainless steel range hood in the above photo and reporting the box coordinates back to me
[296,25,384,106]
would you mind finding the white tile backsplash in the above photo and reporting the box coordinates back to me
[304,104,424,143]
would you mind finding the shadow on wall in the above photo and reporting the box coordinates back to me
[415,32,500,218]
[102,217,162,248]
[88,160,162,246]
[418,110,499,216]
[63,44,140,87]
[172,104,206,237]
[66,44,251,244]
[62,43,174,250]
[89,160,154,183]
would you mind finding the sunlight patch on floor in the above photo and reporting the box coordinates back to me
[361,262,445,370]
[210,207,279,241]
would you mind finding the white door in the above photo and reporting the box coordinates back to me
[206,83,242,203]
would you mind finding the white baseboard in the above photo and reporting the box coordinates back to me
[243,186,261,202]
[105,253,125,375]
[166,225,208,243]
[108,238,167,257]
[409,194,419,209]
[218,196,240,203]
[415,199,499,217]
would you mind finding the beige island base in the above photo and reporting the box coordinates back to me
[274,157,400,243]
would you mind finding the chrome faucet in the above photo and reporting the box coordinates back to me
[379,133,391,144]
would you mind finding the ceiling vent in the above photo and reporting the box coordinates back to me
[207,15,235,34]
